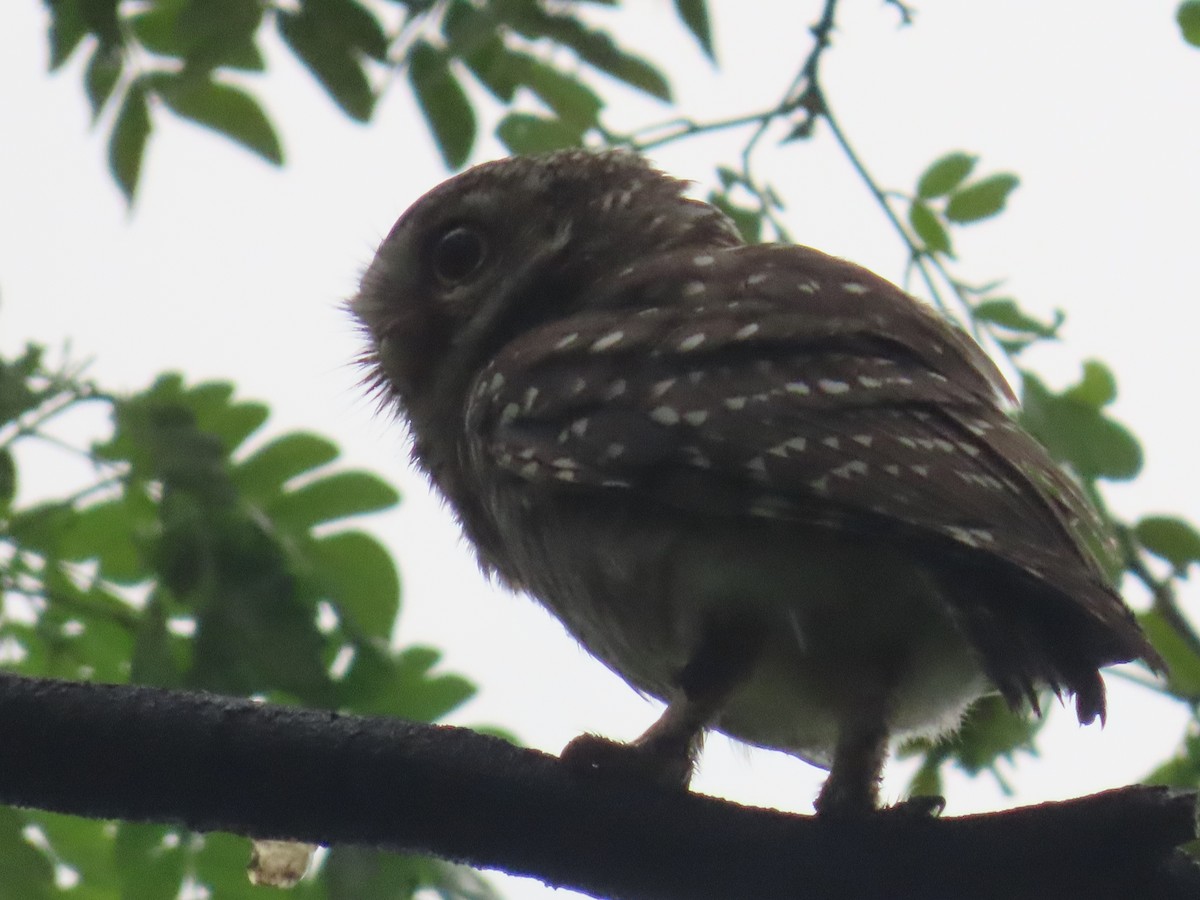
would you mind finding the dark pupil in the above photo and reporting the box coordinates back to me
[433,227,485,282]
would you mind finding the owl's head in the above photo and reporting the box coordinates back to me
[351,150,740,414]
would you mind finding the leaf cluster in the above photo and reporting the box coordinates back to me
[44,0,715,203]
[0,348,491,898]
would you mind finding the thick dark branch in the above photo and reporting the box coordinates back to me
[0,672,1196,899]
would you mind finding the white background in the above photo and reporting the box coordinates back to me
[2,2,1198,897]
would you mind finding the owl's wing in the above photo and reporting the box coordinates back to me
[468,244,1160,713]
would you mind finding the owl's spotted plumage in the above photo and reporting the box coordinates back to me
[352,149,1162,816]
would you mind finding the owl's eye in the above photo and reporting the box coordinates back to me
[431,225,487,284]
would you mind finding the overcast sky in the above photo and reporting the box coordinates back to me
[3,2,1199,897]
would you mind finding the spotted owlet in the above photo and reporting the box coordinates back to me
[351,149,1162,816]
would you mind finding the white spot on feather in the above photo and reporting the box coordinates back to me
[591,331,625,352]
[832,460,869,479]
[650,406,681,426]
[604,379,627,399]
[734,323,760,340]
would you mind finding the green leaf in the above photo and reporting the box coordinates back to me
[444,0,500,54]
[6,502,76,554]
[192,831,263,898]
[339,642,475,720]
[1136,516,1200,573]
[59,499,148,583]
[311,530,400,639]
[496,112,582,154]
[130,595,184,687]
[310,0,390,61]
[673,0,716,61]
[31,813,118,890]
[84,42,122,120]
[1020,371,1143,482]
[63,607,138,682]
[0,448,14,510]
[129,0,189,58]
[48,0,89,70]
[78,0,122,47]
[1145,733,1200,787]
[908,200,952,255]
[586,46,670,102]
[234,432,340,498]
[158,76,283,165]
[499,3,671,101]
[715,166,740,189]
[114,823,187,899]
[708,191,762,244]
[1139,610,1200,698]
[899,694,1043,796]
[916,151,977,199]
[523,60,603,130]
[0,344,49,424]
[269,471,399,530]
[945,173,1020,223]
[459,36,525,102]
[391,646,476,721]
[1062,360,1117,408]
[279,9,375,122]
[952,695,1043,777]
[190,386,268,454]
[101,390,235,501]
[0,806,55,898]
[187,519,333,702]
[108,81,152,204]
[1179,0,1200,47]
[409,41,477,169]
[129,0,264,71]
[973,298,1063,339]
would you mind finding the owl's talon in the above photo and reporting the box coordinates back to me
[561,733,693,789]
[890,795,946,818]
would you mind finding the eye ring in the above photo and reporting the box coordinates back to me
[431,225,487,284]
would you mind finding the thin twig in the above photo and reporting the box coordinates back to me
[1118,525,1200,664]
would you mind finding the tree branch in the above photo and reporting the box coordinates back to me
[0,673,1197,899]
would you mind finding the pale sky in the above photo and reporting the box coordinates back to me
[2,2,1199,898]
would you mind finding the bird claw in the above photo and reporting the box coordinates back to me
[560,733,694,790]
[889,794,947,818]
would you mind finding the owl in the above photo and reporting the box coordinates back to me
[351,149,1162,816]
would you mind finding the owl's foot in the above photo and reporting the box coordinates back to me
[814,694,891,819]
[560,732,695,789]
[562,621,764,791]
[889,794,946,817]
